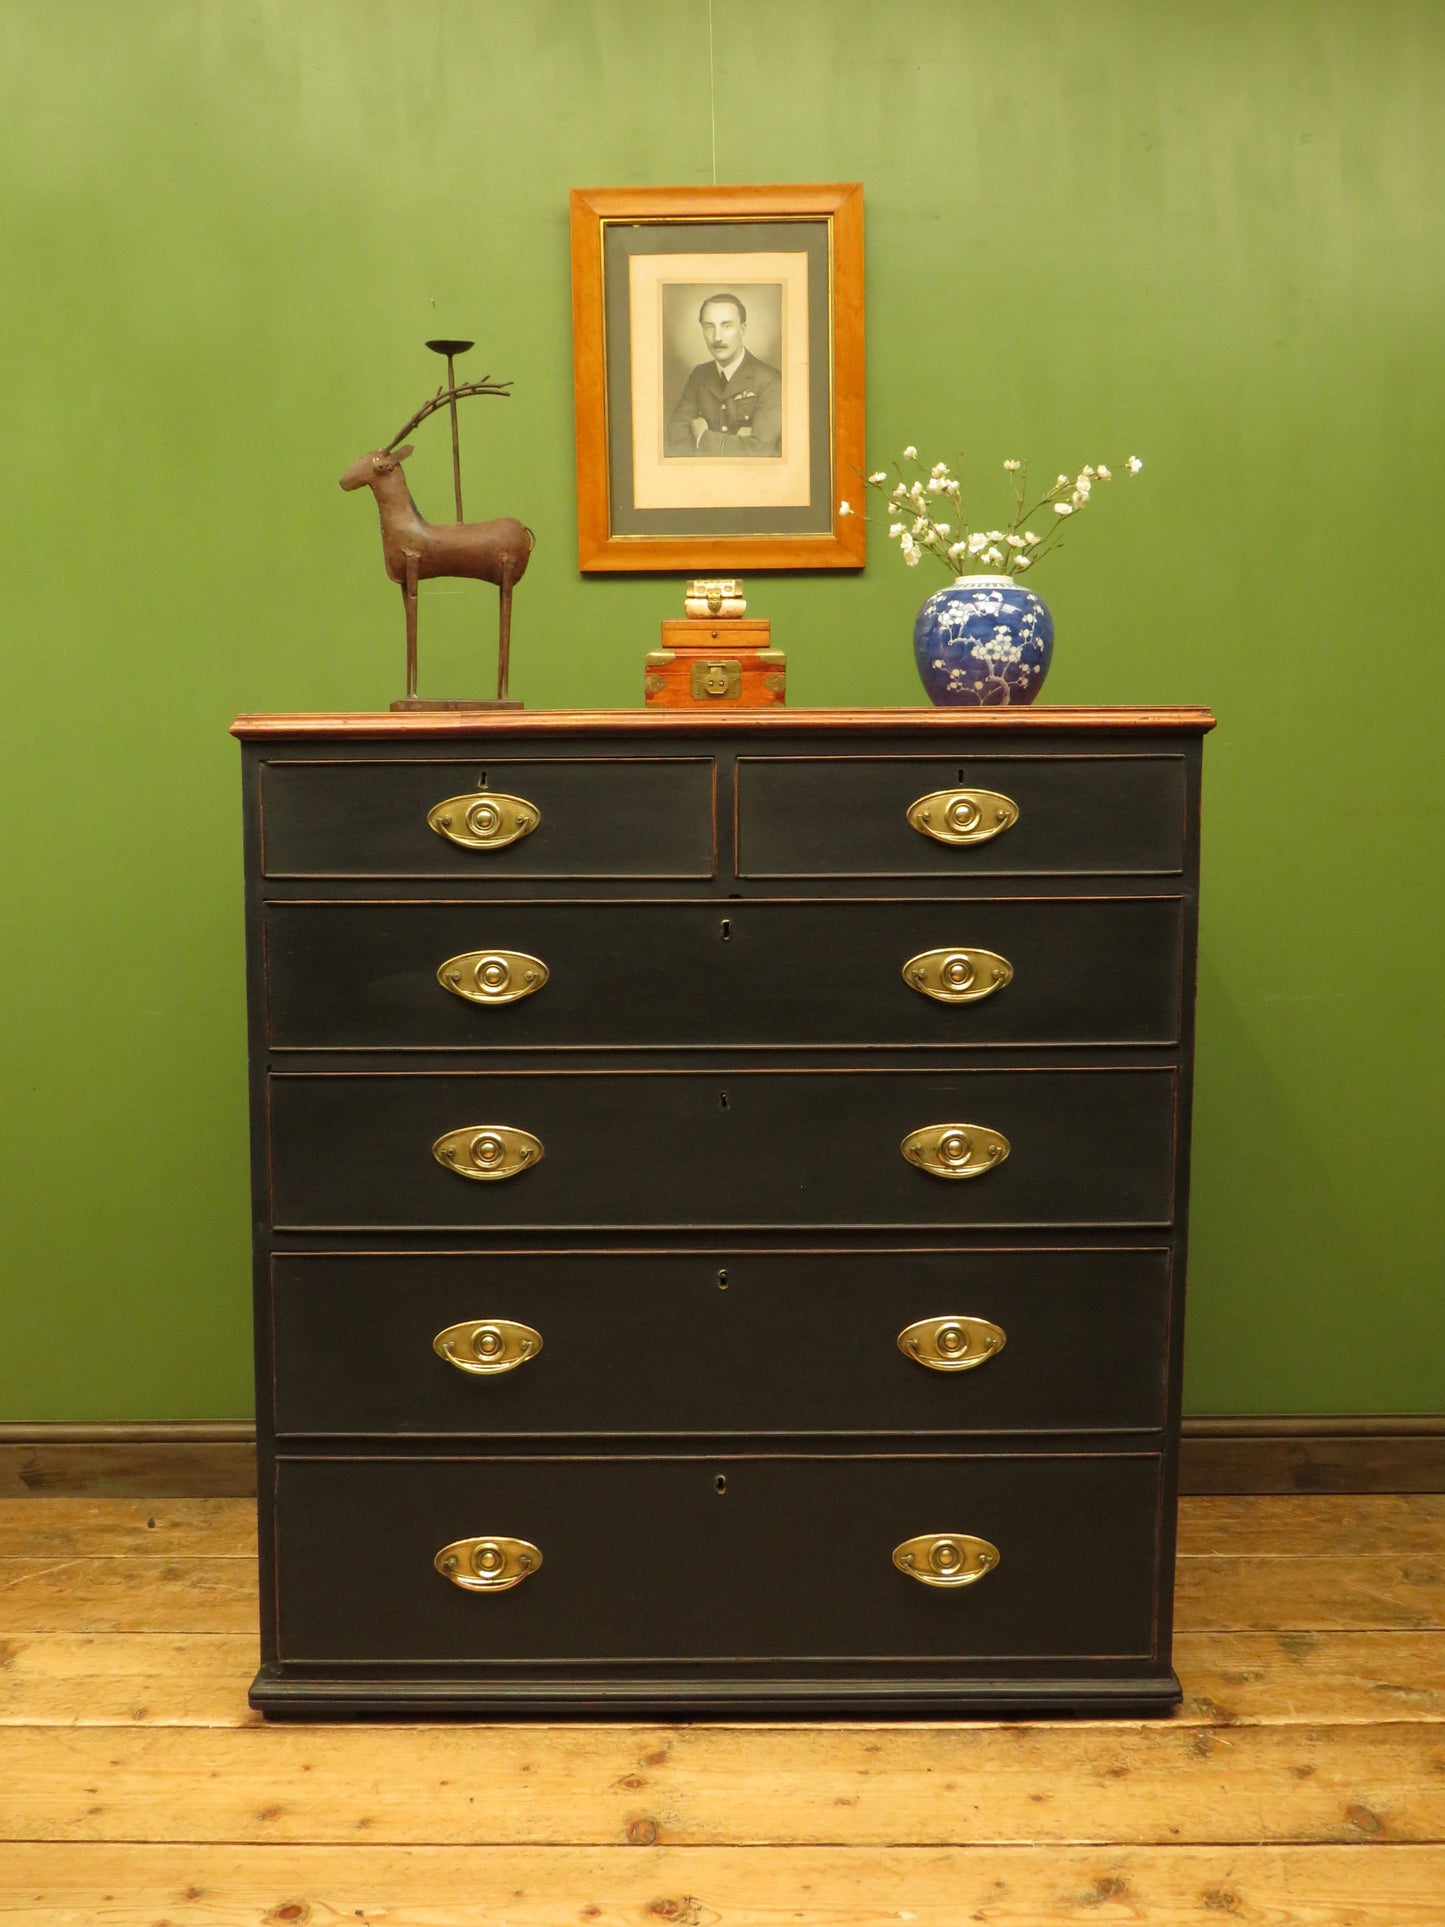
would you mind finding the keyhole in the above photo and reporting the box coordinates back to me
[717,1268,729,1290]
[957,767,967,784]
[719,1091,729,1111]
[476,772,488,790]
[714,1475,728,1496]
[720,918,732,941]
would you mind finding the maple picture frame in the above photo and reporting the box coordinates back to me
[569,183,865,573]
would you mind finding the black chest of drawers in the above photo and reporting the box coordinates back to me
[234,705,1213,1718]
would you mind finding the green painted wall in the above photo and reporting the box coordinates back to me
[2,1,1441,1420]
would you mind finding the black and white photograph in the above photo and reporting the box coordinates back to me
[661,283,785,460]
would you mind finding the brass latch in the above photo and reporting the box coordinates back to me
[690,659,743,700]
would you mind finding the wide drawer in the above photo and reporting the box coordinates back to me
[270,1247,1171,1437]
[273,1452,1162,1664]
[259,757,715,878]
[736,753,1187,876]
[268,1068,1177,1229]
[263,896,1184,1050]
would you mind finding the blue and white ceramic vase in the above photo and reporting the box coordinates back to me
[912,573,1054,707]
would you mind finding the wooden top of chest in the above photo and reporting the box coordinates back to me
[232,706,1216,741]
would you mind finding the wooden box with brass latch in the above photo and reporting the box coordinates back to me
[646,619,785,708]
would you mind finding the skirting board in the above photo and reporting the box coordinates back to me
[1,1418,1443,1498]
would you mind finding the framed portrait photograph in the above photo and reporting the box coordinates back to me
[570,183,865,572]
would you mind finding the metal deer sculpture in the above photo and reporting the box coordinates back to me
[340,375,534,709]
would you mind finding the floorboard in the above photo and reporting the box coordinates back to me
[3,1629,1443,1728]
[2,1843,1444,1925]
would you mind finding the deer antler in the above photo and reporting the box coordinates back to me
[385,379,513,452]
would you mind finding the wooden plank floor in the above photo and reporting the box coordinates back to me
[0,1496,1442,1923]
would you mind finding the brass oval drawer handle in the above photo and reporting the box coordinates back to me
[893,1533,999,1588]
[433,1318,543,1375]
[898,1315,1006,1372]
[901,1122,1010,1180]
[438,949,549,1006]
[903,946,1013,1004]
[434,1536,541,1593]
[906,787,1019,846]
[427,790,540,851]
[433,1125,544,1182]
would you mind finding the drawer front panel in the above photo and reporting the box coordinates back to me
[737,754,1186,876]
[259,758,715,878]
[269,1068,1177,1229]
[264,897,1183,1050]
[271,1248,1171,1437]
[274,1453,1161,1663]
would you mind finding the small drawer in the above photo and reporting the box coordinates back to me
[273,1451,1162,1664]
[263,896,1184,1051]
[737,753,1187,877]
[270,1247,1170,1438]
[268,1067,1177,1230]
[259,756,715,879]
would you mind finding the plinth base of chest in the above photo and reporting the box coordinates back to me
[249,1664,1183,1721]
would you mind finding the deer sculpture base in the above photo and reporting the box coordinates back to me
[389,696,524,712]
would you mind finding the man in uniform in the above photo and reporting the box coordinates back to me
[666,292,782,457]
